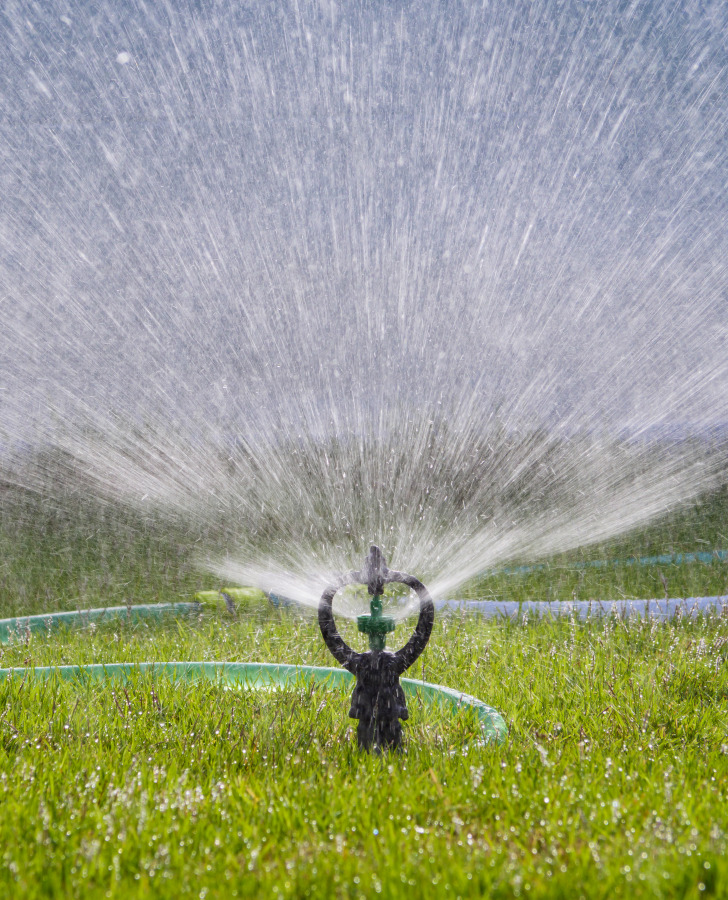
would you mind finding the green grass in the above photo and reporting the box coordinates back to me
[1,485,728,897]
[0,487,218,617]
[462,556,728,607]
[1,612,727,898]
[462,485,728,605]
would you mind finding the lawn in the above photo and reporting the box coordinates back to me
[0,485,727,898]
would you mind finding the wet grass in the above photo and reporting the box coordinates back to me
[0,610,727,898]
[463,486,728,605]
[0,485,727,897]
[463,556,728,608]
[0,487,218,618]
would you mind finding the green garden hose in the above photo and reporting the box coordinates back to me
[0,602,201,644]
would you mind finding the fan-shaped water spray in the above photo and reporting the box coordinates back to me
[1,0,727,609]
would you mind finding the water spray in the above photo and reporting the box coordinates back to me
[319,545,434,751]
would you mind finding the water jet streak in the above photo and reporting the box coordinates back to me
[1,0,727,606]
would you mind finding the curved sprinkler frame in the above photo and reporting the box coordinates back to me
[0,661,507,745]
[318,544,436,751]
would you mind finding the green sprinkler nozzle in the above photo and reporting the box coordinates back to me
[357,594,395,651]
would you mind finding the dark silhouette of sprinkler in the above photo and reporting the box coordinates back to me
[318,545,434,752]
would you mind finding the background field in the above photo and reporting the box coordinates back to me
[2,483,728,617]
[1,484,727,898]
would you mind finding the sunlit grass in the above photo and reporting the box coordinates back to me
[1,610,727,899]
[1,486,728,897]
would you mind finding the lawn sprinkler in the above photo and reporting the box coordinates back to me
[318,545,434,752]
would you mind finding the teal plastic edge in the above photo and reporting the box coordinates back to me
[0,660,507,745]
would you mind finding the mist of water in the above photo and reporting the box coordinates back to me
[1,0,727,612]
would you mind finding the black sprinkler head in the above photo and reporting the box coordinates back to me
[318,545,434,752]
[361,544,387,595]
